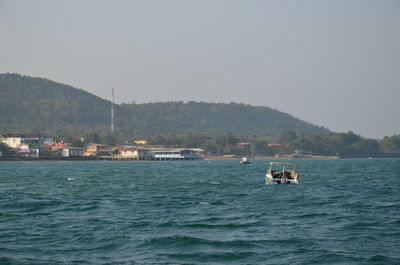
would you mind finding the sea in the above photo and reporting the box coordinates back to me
[0,159,399,265]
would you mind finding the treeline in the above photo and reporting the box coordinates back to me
[274,131,400,157]
[145,131,400,157]
[62,133,118,147]
[4,130,400,158]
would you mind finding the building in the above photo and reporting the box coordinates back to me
[115,147,204,160]
[134,140,148,145]
[37,141,65,157]
[0,134,53,149]
[62,147,84,157]
[119,147,154,160]
[84,144,119,157]
[267,143,282,147]
[83,144,102,156]
[0,134,53,157]
[237,142,251,155]
[152,148,204,160]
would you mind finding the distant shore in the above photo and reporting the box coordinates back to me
[0,156,99,161]
[204,155,339,160]
[2,155,400,161]
[1,155,338,161]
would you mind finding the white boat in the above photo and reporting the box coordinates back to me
[240,157,251,164]
[265,162,300,184]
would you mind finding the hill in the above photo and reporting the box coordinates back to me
[0,73,329,138]
[120,101,329,137]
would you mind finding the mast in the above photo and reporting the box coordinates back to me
[111,87,115,133]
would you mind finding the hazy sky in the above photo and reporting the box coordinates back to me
[1,0,399,138]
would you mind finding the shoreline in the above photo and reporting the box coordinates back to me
[204,155,340,160]
[0,156,99,161]
[2,155,399,161]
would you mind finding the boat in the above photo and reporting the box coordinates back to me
[240,157,251,164]
[265,162,300,184]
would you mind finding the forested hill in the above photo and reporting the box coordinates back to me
[0,73,329,138]
[120,102,329,137]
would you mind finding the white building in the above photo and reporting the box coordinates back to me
[119,148,154,160]
[62,147,84,157]
[0,134,53,149]
[0,134,53,157]
[152,148,204,160]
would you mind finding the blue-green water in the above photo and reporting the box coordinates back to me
[0,159,399,264]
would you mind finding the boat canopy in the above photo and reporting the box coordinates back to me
[268,162,296,171]
[269,162,296,166]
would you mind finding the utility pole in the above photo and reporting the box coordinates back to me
[111,87,115,133]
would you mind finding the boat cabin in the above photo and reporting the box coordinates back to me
[266,162,300,184]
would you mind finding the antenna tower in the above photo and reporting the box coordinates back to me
[111,87,115,133]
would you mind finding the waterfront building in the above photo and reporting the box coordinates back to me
[0,134,53,157]
[152,148,204,160]
[62,147,84,157]
[83,144,103,156]
[0,134,53,149]
[134,140,148,145]
[84,144,120,157]
[119,147,154,160]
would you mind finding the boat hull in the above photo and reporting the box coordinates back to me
[265,172,299,184]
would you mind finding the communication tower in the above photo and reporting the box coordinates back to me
[111,87,115,133]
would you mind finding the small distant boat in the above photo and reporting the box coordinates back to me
[265,162,300,184]
[240,157,251,164]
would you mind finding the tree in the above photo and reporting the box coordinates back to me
[85,133,100,144]
[202,140,218,154]
[380,135,400,153]
[101,135,117,146]
[343,131,362,146]
[291,133,326,155]
[181,131,206,148]
[0,142,10,155]
[254,140,270,155]
[0,142,16,157]
[150,134,166,146]
[278,130,297,144]
[70,138,84,147]
[353,139,380,156]
[212,133,239,154]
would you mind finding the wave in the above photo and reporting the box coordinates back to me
[193,200,227,205]
[188,180,222,185]
[164,251,255,262]
[142,235,261,249]
[159,221,259,229]
[1,200,64,214]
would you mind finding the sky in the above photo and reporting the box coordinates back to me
[0,0,399,139]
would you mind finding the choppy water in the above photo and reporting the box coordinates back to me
[0,159,399,264]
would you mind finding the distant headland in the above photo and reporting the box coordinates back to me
[0,73,399,159]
